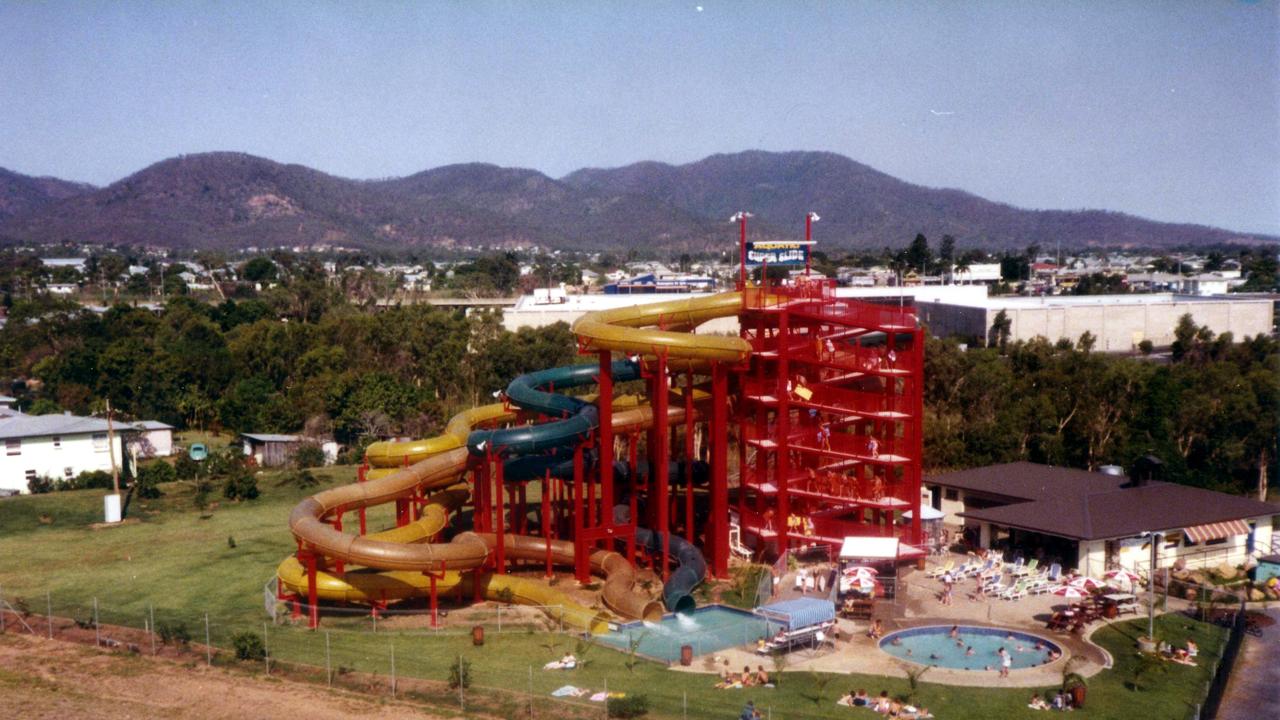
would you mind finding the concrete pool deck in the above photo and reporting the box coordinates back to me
[670,558,1127,688]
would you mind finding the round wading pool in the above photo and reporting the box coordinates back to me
[878,625,1062,671]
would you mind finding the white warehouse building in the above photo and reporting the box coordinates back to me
[917,293,1274,351]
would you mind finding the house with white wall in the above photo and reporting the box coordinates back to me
[0,412,129,493]
[128,420,174,458]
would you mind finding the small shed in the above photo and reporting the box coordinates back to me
[240,433,302,467]
[130,420,174,457]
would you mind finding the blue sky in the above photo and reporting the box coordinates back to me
[1,1,1277,233]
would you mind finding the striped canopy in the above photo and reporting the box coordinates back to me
[1183,520,1250,544]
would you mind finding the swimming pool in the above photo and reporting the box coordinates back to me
[879,625,1061,671]
[596,605,779,663]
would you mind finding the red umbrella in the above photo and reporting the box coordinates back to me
[1069,576,1103,591]
[1052,585,1087,599]
[1104,569,1141,586]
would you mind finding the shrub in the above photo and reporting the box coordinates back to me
[222,471,259,501]
[193,479,213,513]
[74,470,115,490]
[232,631,265,661]
[607,694,649,718]
[292,444,326,469]
[276,469,319,489]
[134,475,163,500]
[157,621,191,645]
[447,657,472,689]
[1138,339,1154,355]
[138,461,177,485]
[27,475,54,494]
[494,586,516,605]
[174,454,200,480]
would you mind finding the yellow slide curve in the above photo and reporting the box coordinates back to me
[279,291,750,633]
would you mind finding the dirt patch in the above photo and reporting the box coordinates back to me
[0,633,459,720]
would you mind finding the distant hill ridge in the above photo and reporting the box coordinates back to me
[0,150,1272,251]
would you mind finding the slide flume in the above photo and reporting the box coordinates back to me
[281,290,749,630]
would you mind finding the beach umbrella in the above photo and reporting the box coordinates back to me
[1052,585,1087,598]
[1104,569,1141,586]
[1068,576,1103,591]
[844,565,879,576]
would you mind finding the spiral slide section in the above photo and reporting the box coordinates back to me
[282,291,751,628]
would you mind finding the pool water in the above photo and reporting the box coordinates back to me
[596,605,778,663]
[879,625,1061,671]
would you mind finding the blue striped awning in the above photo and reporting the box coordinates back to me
[754,598,836,630]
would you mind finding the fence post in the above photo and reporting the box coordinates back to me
[390,640,396,697]
[46,591,52,639]
[149,603,156,655]
[263,621,270,675]
[528,665,534,719]
[458,654,465,711]
[683,690,688,719]
[325,631,332,687]
[204,613,211,666]
[603,678,608,719]
[93,597,99,647]
[1,582,5,634]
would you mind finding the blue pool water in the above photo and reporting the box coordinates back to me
[879,625,1061,671]
[596,605,778,663]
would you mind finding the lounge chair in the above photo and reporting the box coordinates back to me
[1012,559,1038,577]
[960,558,992,578]
[1000,580,1029,601]
[924,559,954,579]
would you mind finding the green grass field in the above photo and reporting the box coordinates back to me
[0,473,1228,719]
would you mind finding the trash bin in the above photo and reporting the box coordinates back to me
[680,644,693,666]
[472,625,485,646]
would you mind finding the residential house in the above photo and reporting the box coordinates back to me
[0,412,129,493]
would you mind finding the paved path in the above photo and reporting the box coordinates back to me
[1217,608,1280,720]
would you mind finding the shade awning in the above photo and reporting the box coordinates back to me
[1183,520,1251,544]
[838,536,900,561]
[754,598,836,630]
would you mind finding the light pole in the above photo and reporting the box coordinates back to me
[804,212,820,276]
[1143,531,1164,642]
[730,211,753,289]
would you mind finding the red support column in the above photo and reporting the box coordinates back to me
[357,463,369,535]
[474,459,490,533]
[776,307,791,556]
[493,452,506,574]
[910,327,925,547]
[573,443,589,582]
[428,571,438,628]
[598,351,614,532]
[654,352,671,581]
[333,509,345,575]
[304,549,319,629]
[684,369,695,543]
[627,434,638,564]
[711,362,730,578]
[543,470,554,578]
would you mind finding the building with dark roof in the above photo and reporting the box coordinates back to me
[925,462,1277,577]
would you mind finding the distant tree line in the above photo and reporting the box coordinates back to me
[925,316,1278,498]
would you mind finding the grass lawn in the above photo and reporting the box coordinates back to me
[0,476,1227,719]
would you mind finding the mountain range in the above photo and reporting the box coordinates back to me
[1,151,1273,252]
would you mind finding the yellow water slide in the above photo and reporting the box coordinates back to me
[280,291,750,630]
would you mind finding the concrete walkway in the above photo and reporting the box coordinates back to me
[1216,608,1280,720]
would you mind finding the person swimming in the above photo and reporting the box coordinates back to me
[965,646,975,656]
